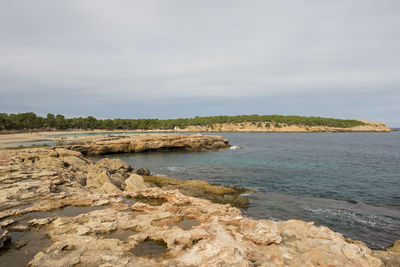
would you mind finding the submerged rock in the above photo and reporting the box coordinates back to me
[132,168,151,176]
[143,175,251,208]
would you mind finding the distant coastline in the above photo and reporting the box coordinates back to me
[0,113,392,133]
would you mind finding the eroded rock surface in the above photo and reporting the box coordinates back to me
[63,134,230,155]
[144,175,251,208]
[0,145,399,266]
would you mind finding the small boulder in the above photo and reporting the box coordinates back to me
[102,181,122,194]
[72,171,87,186]
[133,168,151,176]
[61,156,89,167]
[95,158,132,174]
[36,157,65,168]
[124,174,147,193]
[55,148,82,157]
[86,169,111,188]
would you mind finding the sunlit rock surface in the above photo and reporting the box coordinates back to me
[63,134,230,155]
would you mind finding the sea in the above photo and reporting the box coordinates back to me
[75,131,399,249]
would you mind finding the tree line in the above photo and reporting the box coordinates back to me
[0,112,365,131]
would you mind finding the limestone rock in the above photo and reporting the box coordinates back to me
[124,174,147,193]
[95,158,132,173]
[143,175,252,208]
[61,156,89,167]
[64,134,231,155]
[102,181,122,194]
[55,148,82,157]
[0,229,11,248]
[36,156,65,168]
[133,168,151,176]
[86,169,111,188]
[28,217,56,227]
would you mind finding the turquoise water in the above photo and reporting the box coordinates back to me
[91,131,400,249]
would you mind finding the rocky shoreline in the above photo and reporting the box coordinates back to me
[182,120,392,132]
[63,134,231,155]
[0,135,399,266]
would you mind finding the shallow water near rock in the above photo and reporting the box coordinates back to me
[23,205,108,219]
[107,229,136,242]
[131,240,168,258]
[98,131,400,249]
[0,205,109,266]
[171,217,198,230]
[134,195,167,206]
[0,228,51,267]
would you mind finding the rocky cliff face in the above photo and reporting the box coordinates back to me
[0,142,399,266]
[183,120,392,132]
[63,134,230,155]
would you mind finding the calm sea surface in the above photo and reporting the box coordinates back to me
[90,131,400,249]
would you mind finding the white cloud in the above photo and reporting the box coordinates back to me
[0,0,399,124]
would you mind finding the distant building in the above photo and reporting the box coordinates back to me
[174,126,180,130]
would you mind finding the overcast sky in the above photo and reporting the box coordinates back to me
[0,1,399,126]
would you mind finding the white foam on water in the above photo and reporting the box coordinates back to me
[166,166,184,172]
[229,145,241,150]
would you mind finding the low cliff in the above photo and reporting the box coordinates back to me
[182,120,391,132]
[63,134,230,155]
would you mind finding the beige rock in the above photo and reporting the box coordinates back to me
[55,148,82,157]
[86,169,111,188]
[102,181,122,194]
[36,156,65,168]
[183,120,392,132]
[95,158,132,173]
[124,174,147,193]
[28,217,56,227]
[61,156,89,167]
[64,134,230,155]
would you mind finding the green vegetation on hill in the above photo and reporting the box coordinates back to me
[0,112,366,131]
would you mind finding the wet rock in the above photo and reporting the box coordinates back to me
[143,175,251,208]
[133,168,151,176]
[0,219,15,228]
[0,229,11,248]
[9,225,30,232]
[28,218,56,227]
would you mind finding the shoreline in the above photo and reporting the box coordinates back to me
[0,135,399,265]
[0,126,393,149]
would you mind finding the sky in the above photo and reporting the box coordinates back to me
[0,1,399,126]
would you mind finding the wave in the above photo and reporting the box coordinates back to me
[166,166,185,172]
[229,145,241,150]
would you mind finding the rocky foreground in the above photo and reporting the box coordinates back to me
[0,137,399,266]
